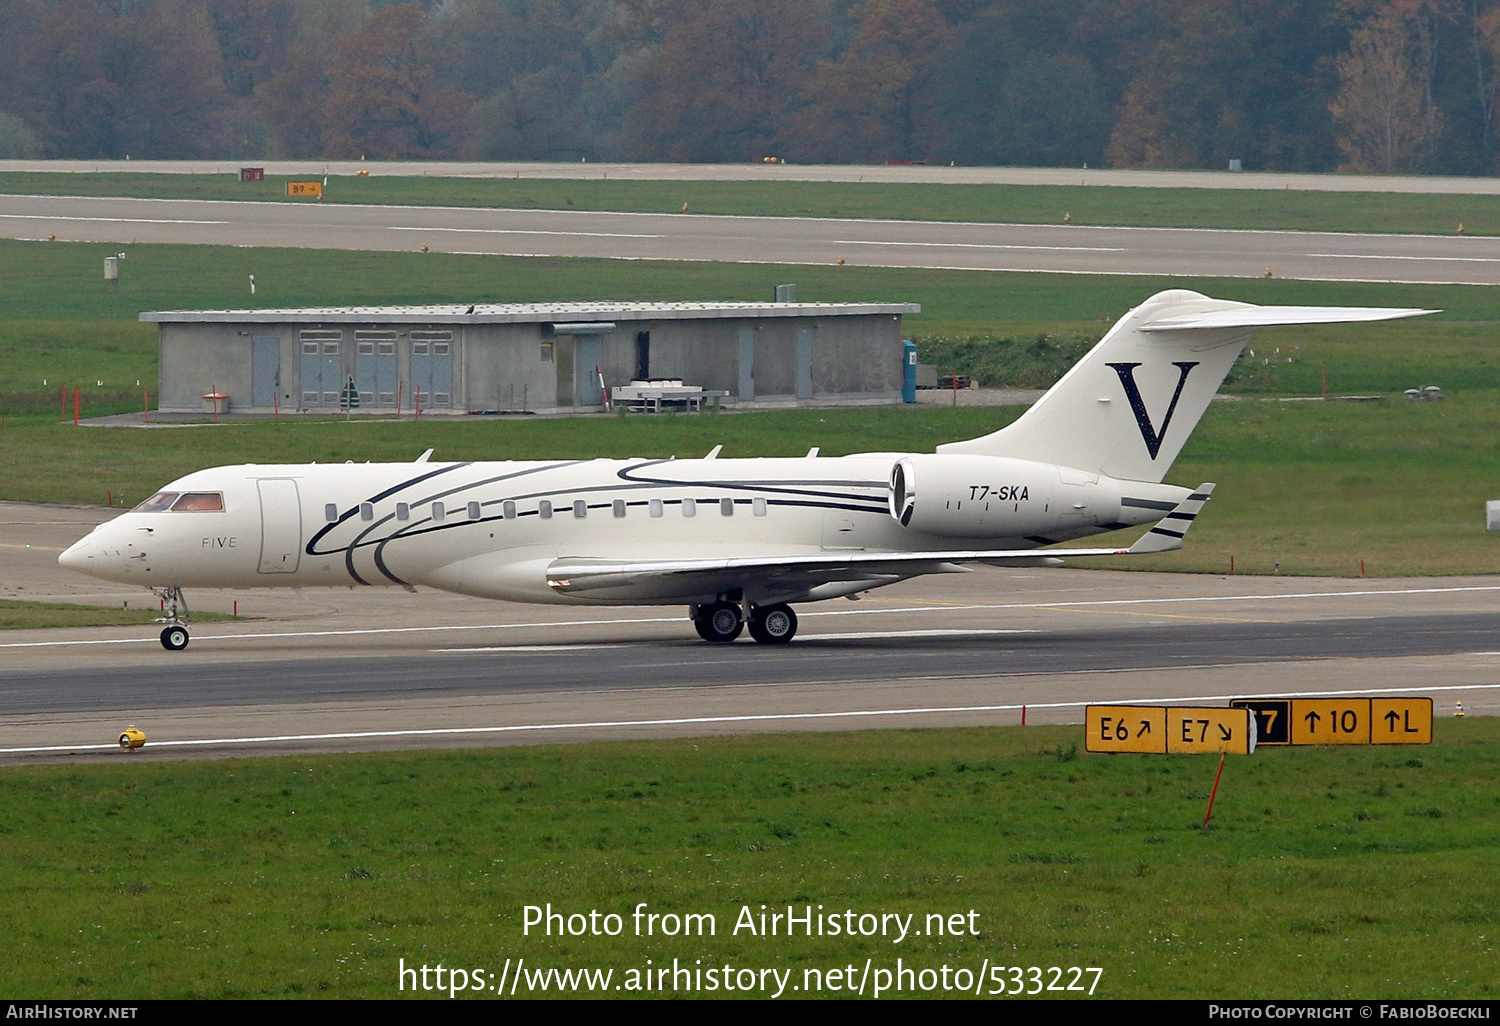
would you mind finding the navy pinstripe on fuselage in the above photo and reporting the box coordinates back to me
[308,458,890,588]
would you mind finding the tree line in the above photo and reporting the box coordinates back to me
[0,0,1492,176]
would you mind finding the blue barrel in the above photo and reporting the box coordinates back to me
[901,339,918,403]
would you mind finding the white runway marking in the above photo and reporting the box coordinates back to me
[799,628,1037,641]
[387,226,661,239]
[4,681,1494,756]
[831,240,1126,252]
[1305,252,1500,263]
[429,628,1036,653]
[0,213,228,225]
[4,584,1497,650]
[433,642,643,653]
[0,616,683,649]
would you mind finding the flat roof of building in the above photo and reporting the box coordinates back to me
[140,301,920,324]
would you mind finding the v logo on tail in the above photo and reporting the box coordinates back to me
[1106,360,1200,460]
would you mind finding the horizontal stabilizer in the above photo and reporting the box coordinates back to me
[1127,483,1215,554]
[939,290,1438,483]
[1141,307,1437,332]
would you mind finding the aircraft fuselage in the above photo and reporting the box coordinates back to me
[58,454,1179,606]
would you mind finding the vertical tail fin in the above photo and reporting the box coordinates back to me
[938,290,1435,483]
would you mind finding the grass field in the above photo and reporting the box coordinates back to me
[1,722,1494,999]
[0,598,232,630]
[12,236,1498,330]
[2,237,1498,415]
[1,171,1497,235]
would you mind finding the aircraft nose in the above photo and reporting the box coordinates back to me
[58,535,94,572]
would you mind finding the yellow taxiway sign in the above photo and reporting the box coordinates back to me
[1086,706,1254,755]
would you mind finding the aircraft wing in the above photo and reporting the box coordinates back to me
[547,485,1214,595]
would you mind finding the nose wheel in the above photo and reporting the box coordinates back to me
[152,586,190,651]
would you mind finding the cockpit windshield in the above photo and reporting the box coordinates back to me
[171,492,225,512]
[133,492,179,512]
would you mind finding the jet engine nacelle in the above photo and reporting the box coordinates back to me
[888,454,1122,538]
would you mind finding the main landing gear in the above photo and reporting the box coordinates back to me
[152,586,190,651]
[691,601,798,645]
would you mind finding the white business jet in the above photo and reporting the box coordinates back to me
[60,289,1432,650]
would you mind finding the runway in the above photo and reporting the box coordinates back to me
[3,192,1500,284]
[2,502,1496,763]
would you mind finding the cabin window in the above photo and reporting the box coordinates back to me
[502,500,516,519]
[360,502,374,521]
[395,502,410,521]
[720,498,734,517]
[171,492,224,512]
[431,501,445,522]
[468,501,482,520]
[539,501,552,519]
[753,497,767,517]
[134,492,178,513]
[573,500,587,519]
[649,499,663,518]
[324,503,338,523]
[613,499,626,518]
[682,498,696,518]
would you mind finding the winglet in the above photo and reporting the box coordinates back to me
[1128,483,1215,554]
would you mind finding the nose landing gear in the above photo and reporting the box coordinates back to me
[152,586,190,651]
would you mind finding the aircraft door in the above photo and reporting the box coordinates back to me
[252,336,280,408]
[256,479,302,574]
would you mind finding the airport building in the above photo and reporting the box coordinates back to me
[141,300,920,415]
